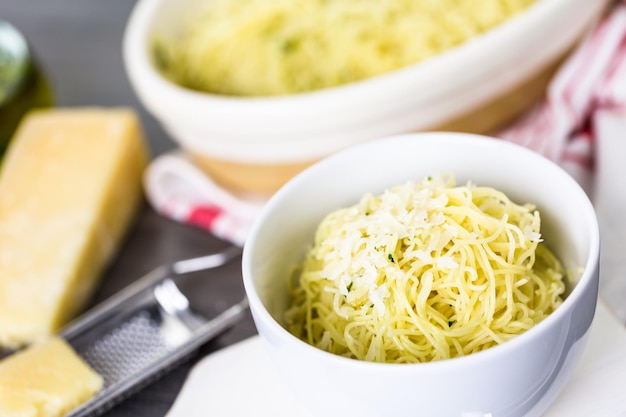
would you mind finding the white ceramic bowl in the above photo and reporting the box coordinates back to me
[242,132,600,417]
[123,0,609,194]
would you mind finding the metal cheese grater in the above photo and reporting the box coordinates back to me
[59,245,248,417]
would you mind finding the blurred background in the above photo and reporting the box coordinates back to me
[1,1,257,416]
[2,0,173,155]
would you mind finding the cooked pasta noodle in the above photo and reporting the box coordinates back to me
[284,174,565,363]
[154,0,537,96]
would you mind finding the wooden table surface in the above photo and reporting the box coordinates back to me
[1,1,258,415]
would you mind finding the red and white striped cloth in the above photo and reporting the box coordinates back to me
[497,1,626,193]
[145,0,626,302]
[144,153,266,246]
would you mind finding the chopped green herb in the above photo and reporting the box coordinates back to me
[370,304,375,308]
[388,253,395,263]
[448,320,456,327]
[427,176,432,181]
[347,282,353,292]
[281,38,299,53]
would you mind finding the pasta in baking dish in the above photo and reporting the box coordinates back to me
[153,0,537,96]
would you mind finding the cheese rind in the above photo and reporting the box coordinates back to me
[0,337,103,417]
[0,108,148,348]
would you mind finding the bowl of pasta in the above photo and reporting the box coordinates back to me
[123,0,611,195]
[242,132,600,417]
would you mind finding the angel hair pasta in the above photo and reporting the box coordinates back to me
[284,174,565,363]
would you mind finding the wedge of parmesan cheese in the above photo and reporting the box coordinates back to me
[0,337,103,417]
[0,108,148,348]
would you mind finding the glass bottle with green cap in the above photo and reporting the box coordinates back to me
[0,20,53,157]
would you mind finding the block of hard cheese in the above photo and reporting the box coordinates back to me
[0,337,103,417]
[0,108,148,348]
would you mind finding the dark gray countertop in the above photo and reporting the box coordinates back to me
[1,1,257,415]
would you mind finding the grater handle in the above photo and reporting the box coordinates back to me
[61,246,242,343]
